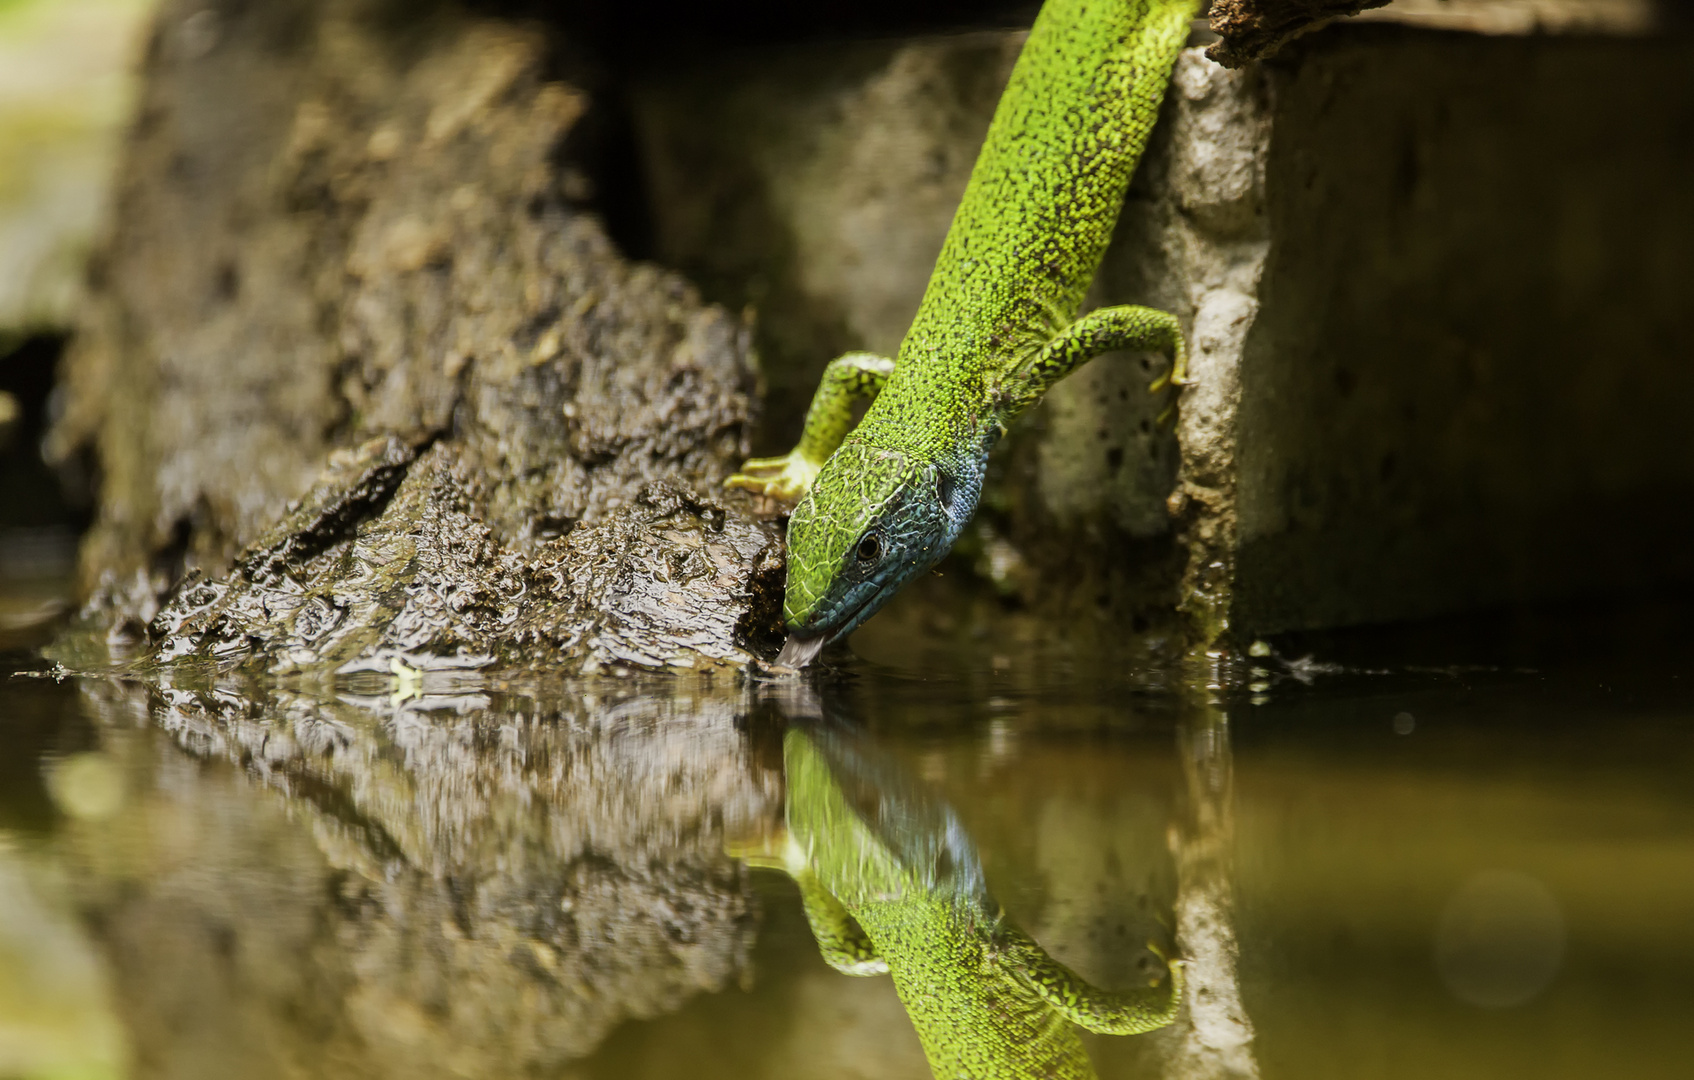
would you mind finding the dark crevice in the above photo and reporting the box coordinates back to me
[500,1,1047,265]
[151,515,196,596]
[0,334,91,533]
[579,83,658,263]
[239,432,436,584]
[471,0,1040,68]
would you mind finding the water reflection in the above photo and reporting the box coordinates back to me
[8,634,1691,1079]
[58,676,774,1078]
[23,666,1268,1080]
[734,685,1183,1079]
[1168,699,1259,1079]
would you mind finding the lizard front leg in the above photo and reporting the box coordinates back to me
[1001,305,1189,420]
[1001,927,1185,1035]
[726,351,894,501]
[792,869,890,976]
[727,823,888,976]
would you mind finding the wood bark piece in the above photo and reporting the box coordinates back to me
[1206,0,1392,67]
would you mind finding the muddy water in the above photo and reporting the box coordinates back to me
[1,597,1691,1080]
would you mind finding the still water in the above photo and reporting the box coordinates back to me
[0,595,1691,1080]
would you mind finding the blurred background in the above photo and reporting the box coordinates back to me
[0,0,151,636]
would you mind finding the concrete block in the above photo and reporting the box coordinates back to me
[1227,28,1694,636]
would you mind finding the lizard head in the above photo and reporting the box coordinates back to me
[775,439,976,667]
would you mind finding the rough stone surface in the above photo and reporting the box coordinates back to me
[1110,53,1271,645]
[67,674,776,1079]
[47,0,782,675]
[126,438,784,677]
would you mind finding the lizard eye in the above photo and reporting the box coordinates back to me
[856,532,882,564]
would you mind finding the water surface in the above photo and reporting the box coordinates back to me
[1,596,1690,1080]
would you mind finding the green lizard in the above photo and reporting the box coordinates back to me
[734,725,1183,1079]
[727,0,1196,667]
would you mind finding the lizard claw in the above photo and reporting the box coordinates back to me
[1152,351,1189,428]
[1147,365,1194,394]
[1148,343,1193,394]
[724,451,822,502]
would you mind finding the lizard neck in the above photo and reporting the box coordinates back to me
[874,0,1193,421]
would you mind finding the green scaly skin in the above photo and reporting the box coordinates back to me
[728,0,1197,665]
[735,728,1183,1079]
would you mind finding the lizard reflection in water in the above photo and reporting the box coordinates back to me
[734,726,1183,1079]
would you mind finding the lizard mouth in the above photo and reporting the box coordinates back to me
[777,588,882,668]
[774,633,827,669]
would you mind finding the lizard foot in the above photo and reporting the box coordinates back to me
[725,451,822,502]
[1144,939,1187,985]
[1148,339,1193,393]
[1152,353,1189,429]
[1147,360,1194,393]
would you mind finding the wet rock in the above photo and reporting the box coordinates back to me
[48,0,780,675]
[135,437,783,677]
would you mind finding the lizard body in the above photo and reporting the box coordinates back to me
[736,727,1182,1079]
[729,0,1196,666]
